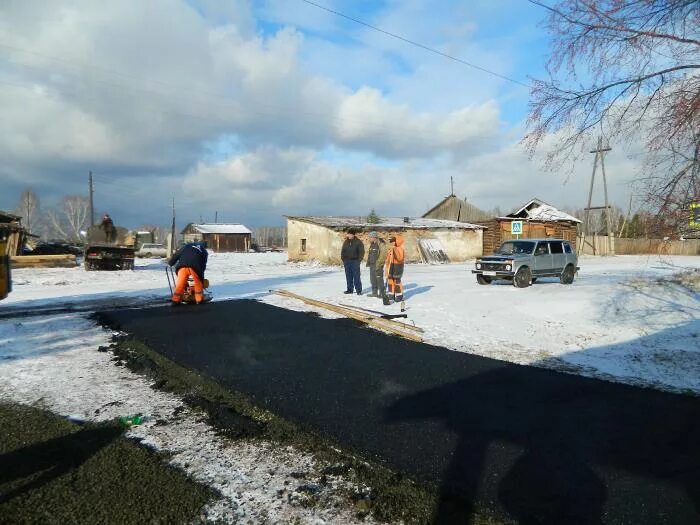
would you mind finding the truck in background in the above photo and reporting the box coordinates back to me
[84,225,135,270]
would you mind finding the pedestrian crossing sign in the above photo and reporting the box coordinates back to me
[690,203,700,228]
[511,221,523,235]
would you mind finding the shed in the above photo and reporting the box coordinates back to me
[0,210,28,256]
[422,194,492,223]
[286,216,485,264]
[181,223,252,253]
[478,198,581,255]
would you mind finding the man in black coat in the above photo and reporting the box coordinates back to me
[168,241,209,304]
[340,229,364,295]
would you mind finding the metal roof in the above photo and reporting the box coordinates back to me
[504,198,581,223]
[193,223,252,235]
[287,216,485,230]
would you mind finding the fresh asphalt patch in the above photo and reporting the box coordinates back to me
[99,299,700,524]
[0,403,211,524]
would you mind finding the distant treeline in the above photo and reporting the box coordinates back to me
[253,226,287,248]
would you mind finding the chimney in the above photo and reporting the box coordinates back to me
[403,216,410,224]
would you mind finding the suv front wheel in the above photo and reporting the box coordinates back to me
[560,264,575,284]
[513,266,532,288]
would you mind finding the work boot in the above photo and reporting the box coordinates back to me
[382,296,391,306]
[344,290,353,294]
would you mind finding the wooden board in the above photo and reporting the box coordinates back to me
[271,289,423,342]
[11,255,77,268]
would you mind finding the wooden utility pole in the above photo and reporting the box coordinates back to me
[618,193,633,238]
[582,137,614,255]
[169,197,176,257]
[88,171,95,226]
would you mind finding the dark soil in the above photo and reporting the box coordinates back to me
[0,402,211,525]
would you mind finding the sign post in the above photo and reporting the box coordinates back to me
[511,220,523,239]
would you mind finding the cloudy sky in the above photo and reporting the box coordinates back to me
[0,0,642,229]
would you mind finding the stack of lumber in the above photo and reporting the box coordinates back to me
[11,255,77,269]
[272,289,423,342]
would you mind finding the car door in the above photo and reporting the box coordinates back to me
[533,241,552,276]
[547,241,565,274]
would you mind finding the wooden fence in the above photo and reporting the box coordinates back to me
[578,235,700,256]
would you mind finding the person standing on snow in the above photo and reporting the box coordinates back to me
[384,235,405,306]
[366,231,388,298]
[341,229,364,295]
[168,241,208,305]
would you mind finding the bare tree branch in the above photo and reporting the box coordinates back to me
[524,0,699,235]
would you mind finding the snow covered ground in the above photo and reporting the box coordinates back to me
[6,252,698,393]
[1,252,699,521]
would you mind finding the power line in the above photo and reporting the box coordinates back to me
[298,0,531,88]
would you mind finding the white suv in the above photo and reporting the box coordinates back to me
[136,243,167,258]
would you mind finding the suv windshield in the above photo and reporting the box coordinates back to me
[496,241,535,255]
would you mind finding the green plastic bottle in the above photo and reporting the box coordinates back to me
[118,413,145,427]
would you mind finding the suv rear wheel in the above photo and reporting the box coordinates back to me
[560,264,575,284]
[513,266,532,288]
[476,274,492,285]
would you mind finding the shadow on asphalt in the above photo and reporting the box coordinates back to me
[385,341,700,524]
[99,300,700,524]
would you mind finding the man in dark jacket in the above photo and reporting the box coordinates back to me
[168,241,208,304]
[341,229,364,295]
[366,231,387,298]
[100,214,116,243]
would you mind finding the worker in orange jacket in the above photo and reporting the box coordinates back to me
[383,235,404,306]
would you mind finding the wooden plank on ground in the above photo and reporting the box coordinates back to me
[271,289,423,342]
[11,255,77,268]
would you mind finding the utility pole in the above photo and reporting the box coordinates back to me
[169,197,176,257]
[582,137,614,255]
[618,193,633,238]
[214,211,218,223]
[450,176,454,196]
[88,171,95,226]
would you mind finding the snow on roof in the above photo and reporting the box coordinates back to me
[193,223,252,234]
[504,198,581,223]
[287,216,485,230]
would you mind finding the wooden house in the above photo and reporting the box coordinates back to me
[181,223,252,253]
[0,210,28,256]
[478,198,581,255]
[422,194,492,223]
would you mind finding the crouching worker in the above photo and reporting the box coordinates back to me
[168,241,208,305]
[384,235,405,306]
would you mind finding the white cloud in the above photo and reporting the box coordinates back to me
[0,0,642,227]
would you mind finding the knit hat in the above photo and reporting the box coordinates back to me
[369,231,378,238]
